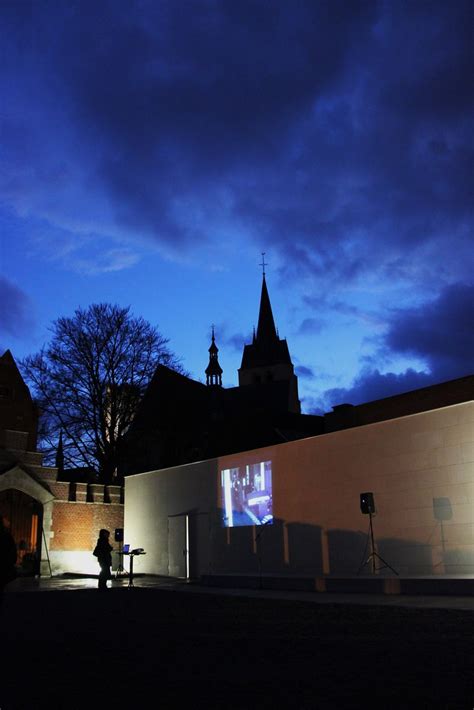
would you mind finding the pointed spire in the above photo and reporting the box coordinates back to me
[205,326,223,386]
[209,325,218,353]
[55,430,64,474]
[239,261,296,408]
[256,275,278,344]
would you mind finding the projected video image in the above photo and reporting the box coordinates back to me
[221,461,273,528]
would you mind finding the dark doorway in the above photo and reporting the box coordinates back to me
[0,489,43,576]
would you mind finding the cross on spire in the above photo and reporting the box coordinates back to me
[260,252,268,276]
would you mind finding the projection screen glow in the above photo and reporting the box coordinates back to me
[220,461,273,527]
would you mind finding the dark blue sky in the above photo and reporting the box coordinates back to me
[1,0,472,412]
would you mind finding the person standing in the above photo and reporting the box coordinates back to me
[93,528,113,591]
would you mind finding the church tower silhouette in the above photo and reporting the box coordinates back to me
[119,261,312,475]
[238,272,301,413]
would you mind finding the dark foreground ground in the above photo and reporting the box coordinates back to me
[1,588,472,710]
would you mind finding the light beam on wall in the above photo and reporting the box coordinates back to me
[220,461,273,528]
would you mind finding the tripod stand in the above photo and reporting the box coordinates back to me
[115,540,128,579]
[357,511,398,576]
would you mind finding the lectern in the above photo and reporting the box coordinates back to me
[123,548,146,587]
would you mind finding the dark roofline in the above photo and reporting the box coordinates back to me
[325,374,474,432]
[335,374,473,411]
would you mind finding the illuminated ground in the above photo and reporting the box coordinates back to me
[1,585,472,709]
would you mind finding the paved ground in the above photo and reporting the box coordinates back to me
[5,573,474,610]
[1,576,473,709]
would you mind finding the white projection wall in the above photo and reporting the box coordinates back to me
[125,401,474,577]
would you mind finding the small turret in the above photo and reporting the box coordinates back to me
[205,327,223,387]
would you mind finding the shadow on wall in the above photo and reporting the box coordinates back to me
[255,517,286,574]
[286,522,324,575]
[442,549,474,575]
[377,538,433,577]
[326,529,367,576]
[211,519,259,574]
[211,514,324,576]
[209,513,448,577]
[168,495,471,578]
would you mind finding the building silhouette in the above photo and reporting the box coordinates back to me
[120,274,474,477]
[239,275,300,414]
[120,274,322,475]
[0,350,38,451]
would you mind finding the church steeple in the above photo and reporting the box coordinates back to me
[243,270,291,365]
[238,263,301,414]
[256,275,278,344]
[205,326,223,387]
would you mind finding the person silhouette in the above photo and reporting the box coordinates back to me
[0,516,17,606]
[93,528,113,591]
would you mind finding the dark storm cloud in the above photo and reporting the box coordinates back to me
[0,277,33,338]
[386,282,474,381]
[0,0,379,247]
[260,1,472,286]
[315,368,432,412]
[316,282,474,409]
[1,1,472,282]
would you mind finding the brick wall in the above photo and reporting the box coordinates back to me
[47,488,124,575]
[50,499,124,551]
[50,503,94,550]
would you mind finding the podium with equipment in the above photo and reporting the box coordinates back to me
[122,548,146,587]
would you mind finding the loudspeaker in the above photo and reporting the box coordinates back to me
[433,497,452,521]
[360,492,375,515]
[114,528,124,542]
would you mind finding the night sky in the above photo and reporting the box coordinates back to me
[1,1,473,413]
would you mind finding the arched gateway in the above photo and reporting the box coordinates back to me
[0,464,54,576]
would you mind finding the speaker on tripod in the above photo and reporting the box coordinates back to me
[360,492,375,515]
[114,528,124,542]
[357,492,398,576]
